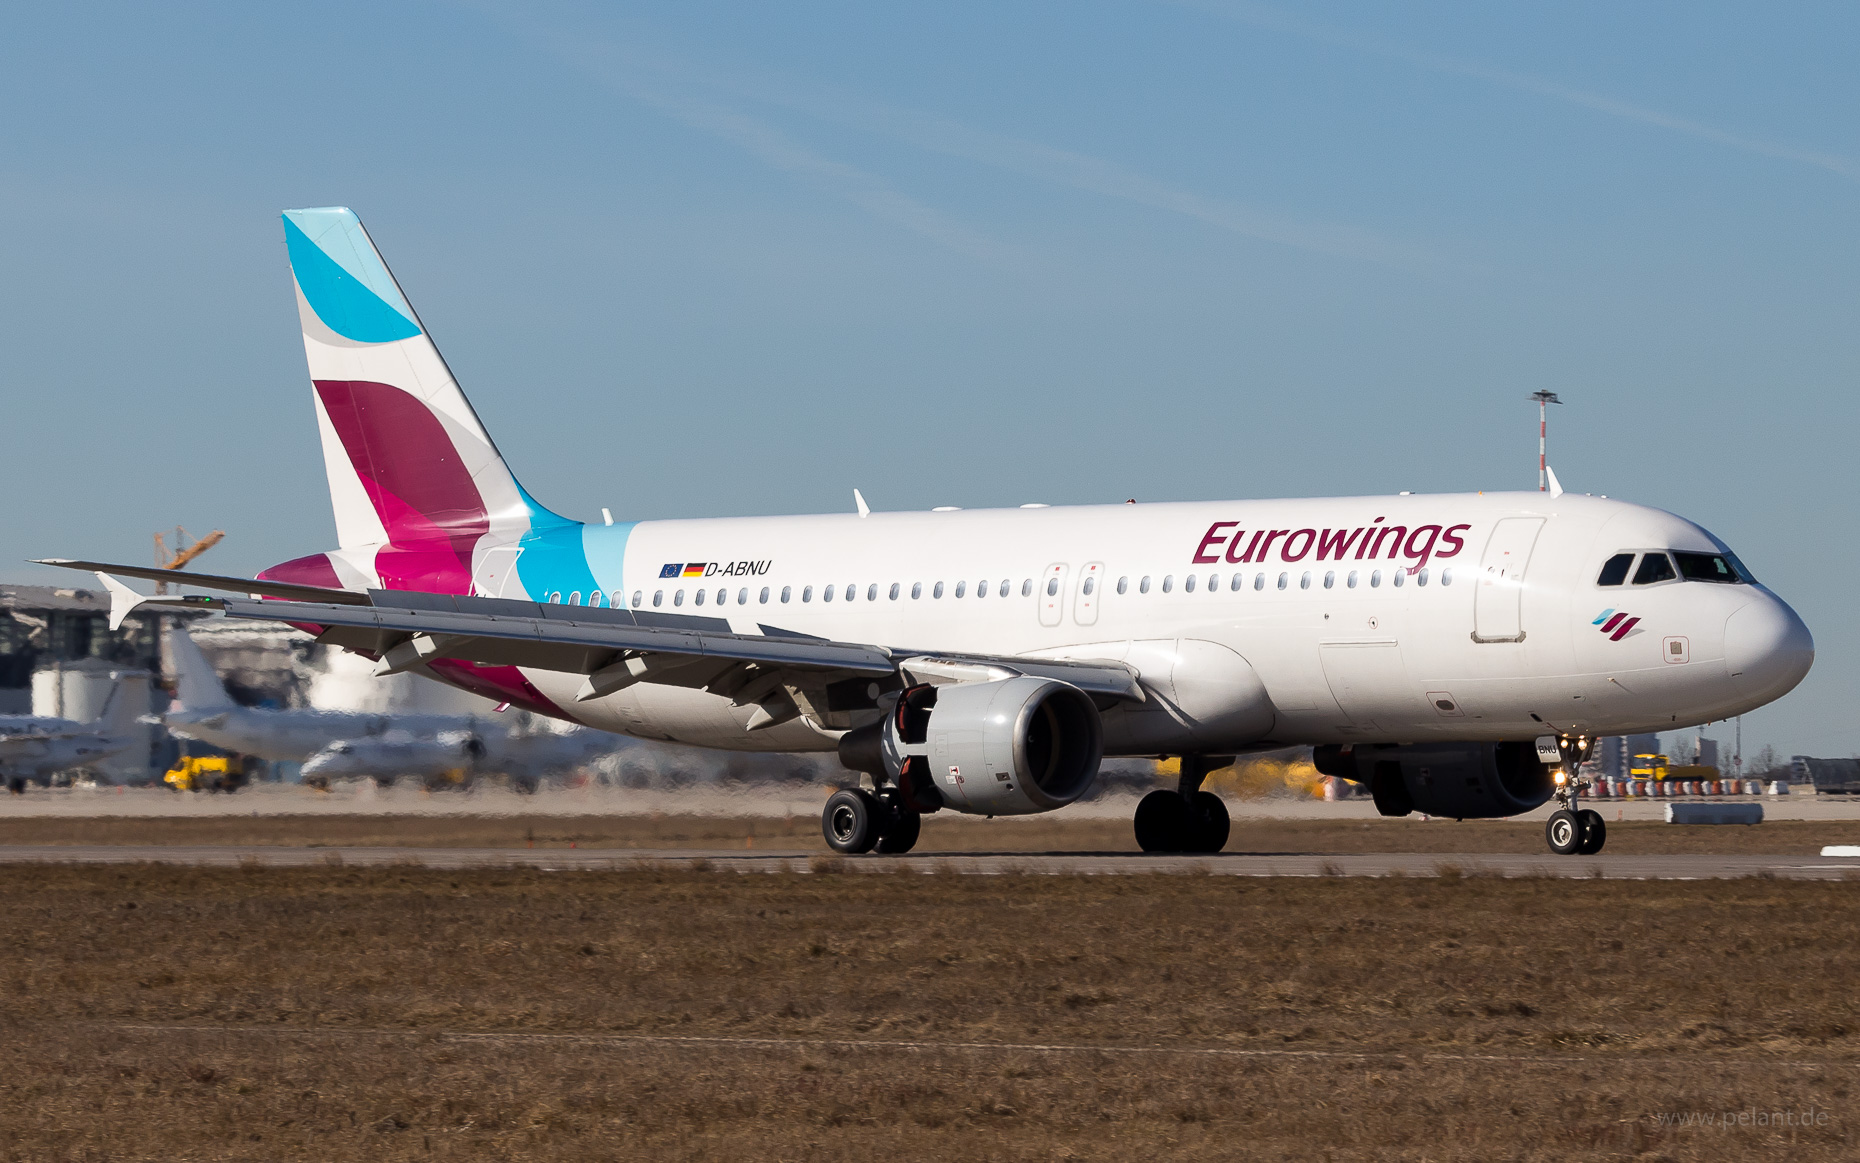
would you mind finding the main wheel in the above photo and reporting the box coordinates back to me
[1134,789,1188,853]
[1576,809,1607,855]
[1189,791,1230,854]
[1545,809,1583,856]
[822,788,881,854]
[875,807,922,854]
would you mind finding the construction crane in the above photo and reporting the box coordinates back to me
[152,527,225,594]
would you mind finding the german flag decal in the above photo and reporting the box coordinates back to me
[681,563,708,578]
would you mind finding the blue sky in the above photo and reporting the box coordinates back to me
[2,2,1854,758]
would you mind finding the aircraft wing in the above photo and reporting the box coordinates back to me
[73,569,1143,727]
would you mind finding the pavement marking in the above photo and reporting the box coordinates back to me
[101,1023,1860,1070]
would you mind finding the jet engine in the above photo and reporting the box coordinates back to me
[1312,741,1553,820]
[838,676,1103,816]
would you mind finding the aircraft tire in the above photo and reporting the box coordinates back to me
[1576,809,1606,855]
[875,805,922,854]
[1190,791,1230,854]
[823,788,881,854]
[1545,809,1583,856]
[1135,789,1189,853]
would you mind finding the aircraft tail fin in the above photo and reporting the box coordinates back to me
[281,207,579,595]
[167,628,235,713]
[90,676,141,737]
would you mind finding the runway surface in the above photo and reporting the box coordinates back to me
[3,844,1858,878]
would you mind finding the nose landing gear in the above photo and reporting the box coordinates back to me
[1542,735,1606,856]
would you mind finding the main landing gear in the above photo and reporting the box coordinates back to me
[1543,734,1606,856]
[822,751,937,852]
[1134,755,1234,854]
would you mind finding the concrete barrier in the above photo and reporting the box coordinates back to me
[1666,802,1763,825]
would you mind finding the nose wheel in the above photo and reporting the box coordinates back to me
[1543,734,1606,856]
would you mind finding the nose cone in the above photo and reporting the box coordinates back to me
[1725,595,1814,705]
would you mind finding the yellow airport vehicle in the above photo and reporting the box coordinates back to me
[163,755,248,794]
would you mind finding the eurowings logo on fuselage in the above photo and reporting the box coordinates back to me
[1593,609,1642,642]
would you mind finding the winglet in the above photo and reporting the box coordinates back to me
[853,489,870,518]
[97,572,150,632]
[92,572,226,630]
[1545,464,1565,499]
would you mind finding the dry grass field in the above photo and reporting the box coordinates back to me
[0,810,1854,856]
[0,864,1855,1161]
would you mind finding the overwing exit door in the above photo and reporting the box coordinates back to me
[1039,563,1068,628]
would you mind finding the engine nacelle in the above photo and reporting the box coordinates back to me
[1312,741,1553,820]
[839,676,1104,816]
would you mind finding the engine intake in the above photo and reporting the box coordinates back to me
[1312,741,1553,820]
[838,676,1104,815]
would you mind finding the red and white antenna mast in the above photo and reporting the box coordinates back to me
[1528,390,1562,491]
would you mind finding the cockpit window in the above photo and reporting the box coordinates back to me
[1596,553,1634,587]
[1632,552,1677,585]
[1673,551,1747,584]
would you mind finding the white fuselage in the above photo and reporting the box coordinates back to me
[490,491,1811,756]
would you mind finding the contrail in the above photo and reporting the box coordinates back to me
[1182,0,1860,182]
[468,2,1443,269]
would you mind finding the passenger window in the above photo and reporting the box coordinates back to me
[1082,577,1094,596]
[1162,575,1174,593]
[976,580,988,598]
[1046,577,1059,596]
[1441,568,1453,587]
[1021,579,1032,597]
[822,585,833,603]
[1633,553,1677,585]
[912,582,923,599]
[781,586,791,603]
[1139,576,1151,594]
[999,580,1010,597]
[588,591,602,607]
[1117,576,1128,594]
[1347,571,1358,589]
[1393,570,1404,588]
[631,590,642,608]
[1370,570,1382,588]
[694,589,705,606]
[934,582,944,598]
[760,587,770,604]
[673,590,685,606]
[1184,574,1196,593]
[955,581,967,598]
[803,586,814,602]
[1323,571,1334,589]
[738,588,748,604]
[1276,572,1287,590]
[569,592,581,606]
[652,590,663,607]
[1673,551,1745,584]
[868,584,878,601]
[1417,569,1428,587]
[1207,573,1218,592]
[719,588,729,604]
[1300,572,1311,589]
[1596,553,1634,587]
[1253,573,1265,591]
[549,592,561,604]
[845,584,856,602]
[889,583,900,600]
[1230,573,1243,592]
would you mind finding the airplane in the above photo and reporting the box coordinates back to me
[0,681,139,792]
[163,625,618,790]
[298,724,621,791]
[44,206,1814,856]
